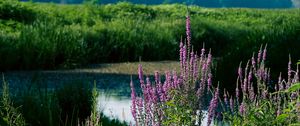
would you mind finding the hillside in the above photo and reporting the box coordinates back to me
[1,1,300,88]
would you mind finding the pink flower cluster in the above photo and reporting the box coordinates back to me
[130,14,214,126]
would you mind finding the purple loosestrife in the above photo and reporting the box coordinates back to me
[130,13,216,126]
[190,51,195,77]
[236,81,240,101]
[262,44,267,62]
[207,49,212,68]
[257,45,262,65]
[186,14,191,51]
[182,45,187,80]
[138,64,144,84]
[251,53,256,68]
[172,71,179,89]
[249,85,255,101]
[130,79,138,125]
[243,77,248,95]
[137,97,144,124]
[200,46,205,62]
[193,54,199,82]
[145,77,152,125]
[243,61,250,93]
[155,71,160,84]
[288,55,292,88]
[278,73,284,91]
[224,90,228,108]
[207,73,212,90]
[238,62,243,83]
[239,102,246,115]
[230,96,234,112]
[247,69,252,89]
[207,86,219,126]
[180,41,184,72]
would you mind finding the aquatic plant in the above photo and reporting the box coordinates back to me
[130,13,215,126]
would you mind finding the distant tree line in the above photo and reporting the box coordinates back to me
[22,0,293,8]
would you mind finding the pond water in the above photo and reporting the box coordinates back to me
[97,90,213,126]
[97,90,133,123]
[2,62,218,125]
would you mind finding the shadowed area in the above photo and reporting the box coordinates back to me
[1,61,180,96]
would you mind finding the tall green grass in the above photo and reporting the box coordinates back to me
[0,76,127,126]
[1,1,300,87]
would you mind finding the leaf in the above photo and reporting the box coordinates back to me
[276,114,288,123]
[287,83,300,92]
[289,123,300,126]
[165,100,175,107]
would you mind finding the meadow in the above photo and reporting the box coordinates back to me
[0,0,300,125]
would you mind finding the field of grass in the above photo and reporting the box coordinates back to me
[1,1,300,125]
[1,0,300,70]
[1,0,300,90]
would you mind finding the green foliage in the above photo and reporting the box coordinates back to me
[1,1,300,71]
[56,81,93,125]
[2,77,127,126]
[287,83,300,92]
[0,76,26,126]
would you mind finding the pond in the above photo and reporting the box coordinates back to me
[2,62,218,125]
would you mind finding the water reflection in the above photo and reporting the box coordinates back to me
[97,90,214,126]
[97,90,133,123]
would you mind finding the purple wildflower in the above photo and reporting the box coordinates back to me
[238,62,243,82]
[207,73,212,89]
[288,55,292,87]
[190,51,195,74]
[130,79,137,124]
[200,45,205,62]
[239,102,246,115]
[230,96,234,112]
[207,49,212,67]
[180,40,184,71]
[247,69,252,87]
[278,73,284,91]
[193,54,199,81]
[186,14,191,50]
[277,105,281,116]
[154,71,160,84]
[243,77,248,94]
[251,53,256,68]
[262,44,267,61]
[207,86,219,126]
[236,82,240,100]
[224,90,228,108]
[249,85,255,101]
[257,45,262,64]
[138,64,144,83]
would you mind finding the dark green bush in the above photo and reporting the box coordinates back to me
[56,81,93,125]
